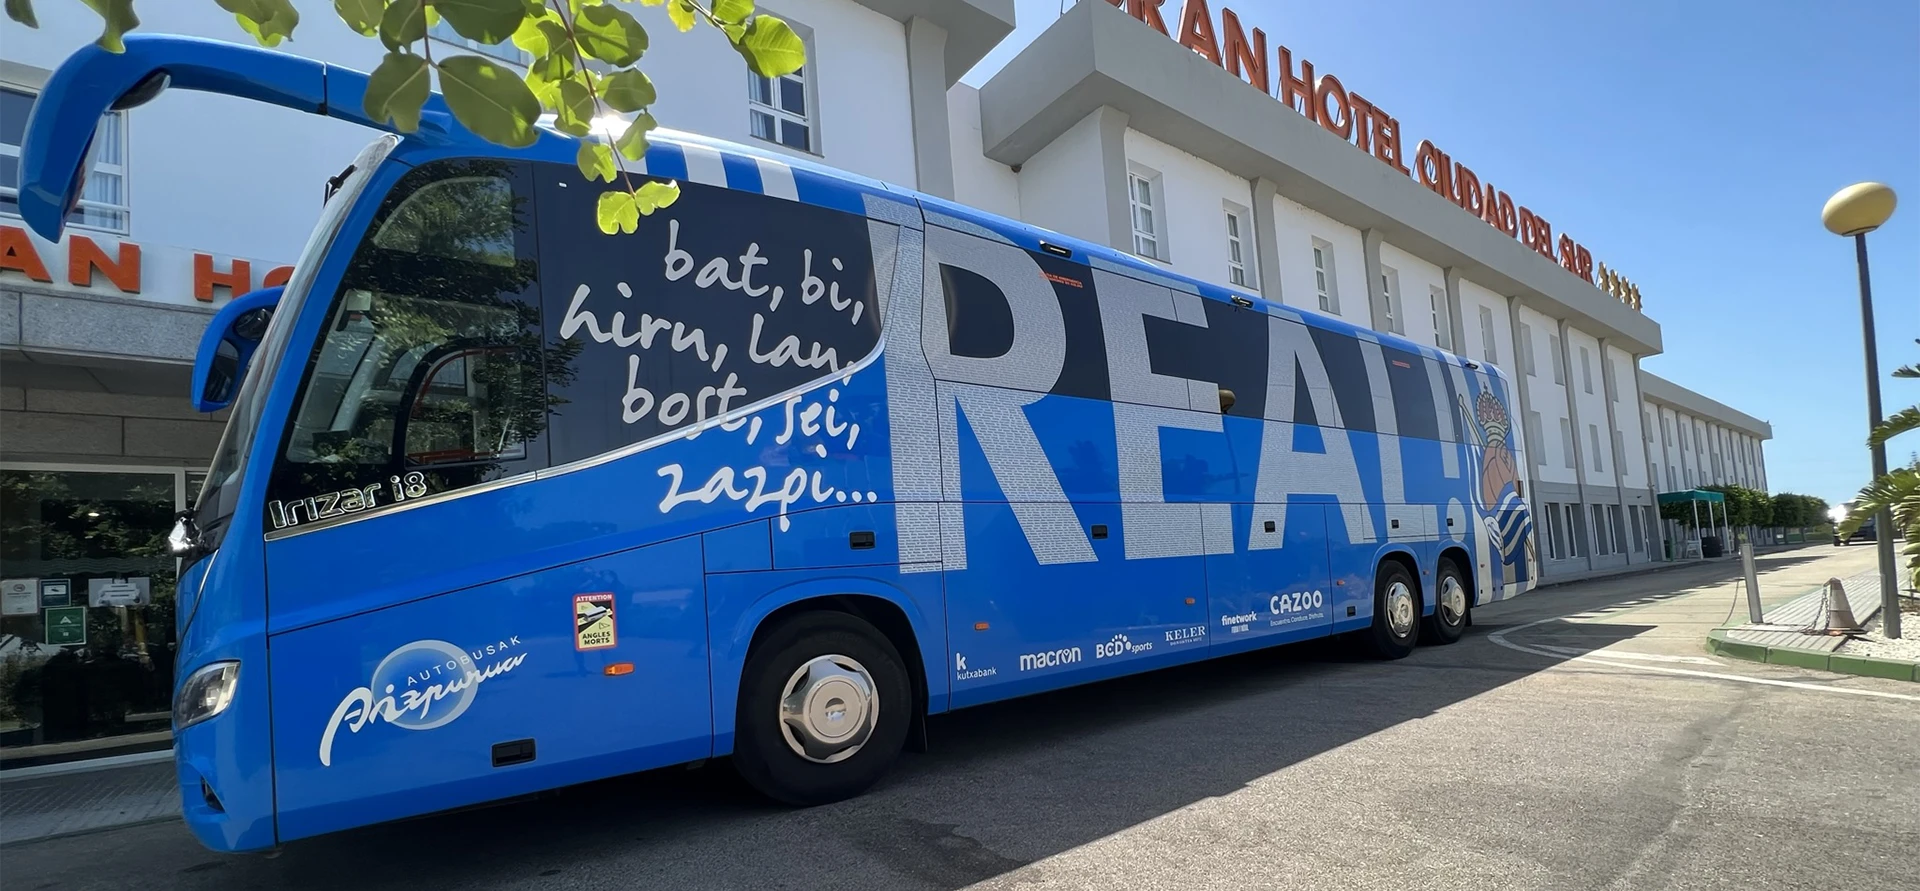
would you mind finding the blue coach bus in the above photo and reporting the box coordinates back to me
[18,36,1535,853]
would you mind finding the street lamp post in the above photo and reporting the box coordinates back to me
[1822,182,1901,639]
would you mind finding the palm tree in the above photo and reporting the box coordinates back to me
[1842,354,1920,586]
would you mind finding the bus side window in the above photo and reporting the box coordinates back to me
[264,160,547,532]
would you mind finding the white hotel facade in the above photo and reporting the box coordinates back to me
[1,0,1771,592]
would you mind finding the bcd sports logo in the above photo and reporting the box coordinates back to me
[1094,634,1152,659]
[319,636,527,767]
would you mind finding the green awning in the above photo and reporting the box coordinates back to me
[1657,489,1726,505]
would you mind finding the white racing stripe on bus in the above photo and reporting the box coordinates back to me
[682,144,728,188]
[756,156,799,201]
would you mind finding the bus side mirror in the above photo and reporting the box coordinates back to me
[192,286,283,413]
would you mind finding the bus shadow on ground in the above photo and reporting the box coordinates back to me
[207,613,1654,890]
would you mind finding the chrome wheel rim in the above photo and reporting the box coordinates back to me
[1439,576,1468,627]
[778,654,877,764]
[1385,581,1416,638]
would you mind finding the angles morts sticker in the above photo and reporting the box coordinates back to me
[574,593,617,651]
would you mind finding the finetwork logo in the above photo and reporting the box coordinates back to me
[1165,625,1206,646]
[954,653,996,681]
[1094,634,1153,659]
[1221,611,1259,634]
[1018,646,1083,672]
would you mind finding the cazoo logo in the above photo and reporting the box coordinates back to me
[1094,634,1153,659]
[1019,646,1083,671]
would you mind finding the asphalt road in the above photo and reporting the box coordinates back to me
[7,546,1918,890]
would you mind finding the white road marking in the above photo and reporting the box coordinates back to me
[1531,645,1720,665]
[1488,614,1920,703]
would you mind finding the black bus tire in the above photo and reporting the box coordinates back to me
[1360,561,1420,659]
[1421,559,1470,645]
[732,611,912,806]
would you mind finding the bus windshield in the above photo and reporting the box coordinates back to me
[188,136,396,557]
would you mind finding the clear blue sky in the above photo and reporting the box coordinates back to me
[965,0,1920,507]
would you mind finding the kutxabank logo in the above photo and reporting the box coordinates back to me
[319,636,527,767]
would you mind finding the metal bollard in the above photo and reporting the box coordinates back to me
[1742,541,1763,624]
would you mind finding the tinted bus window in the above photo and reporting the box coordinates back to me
[263,159,545,532]
[533,168,881,467]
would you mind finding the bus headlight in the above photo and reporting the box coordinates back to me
[175,661,241,730]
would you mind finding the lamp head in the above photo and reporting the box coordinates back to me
[1822,182,1897,236]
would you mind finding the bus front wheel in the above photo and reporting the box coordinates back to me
[732,611,912,806]
[1359,561,1420,659]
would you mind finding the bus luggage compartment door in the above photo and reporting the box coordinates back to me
[265,528,712,842]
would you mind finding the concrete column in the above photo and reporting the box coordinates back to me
[1361,228,1387,332]
[1597,338,1632,562]
[1250,177,1283,303]
[1443,267,1468,357]
[1558,319,1592,569]
[1095,106,1133,253]
[1504,295,1537,497]
[904,17,955,200]
[1634,364,1666,561]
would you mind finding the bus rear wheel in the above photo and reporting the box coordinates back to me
[732,611,911,806]
[1421,560,1469,645]
[1358,561,1420,659]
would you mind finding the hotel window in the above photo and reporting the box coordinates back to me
[749,22,817,154]
[1662,415,1671,446]
[1589,423,1604,472]
[1580,346,1594,394]
[1559,417,1575,469]
[1591,505,1610,555]
[1128,169,1163,260]
[1379,266,1402,334]
[1526,412,1546,468]
[1564,504,1584,558]
[1311,239,1338,313]
[1549,334,1565,384]
[1478,305,1498,364]
[1519,322,1536,376]
[1667,466,1676,491]
[1543,502,1564,560]
[429,18,532,64]
[1224,205,1251,287]
[2,86,128,233]
[1614,430,1627,473]
[1608,505,1626,554]
[1429,286,1451,350]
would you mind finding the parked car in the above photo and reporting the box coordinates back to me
[1836,517,1878,545]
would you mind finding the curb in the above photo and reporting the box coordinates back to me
[1705,630,1920,682]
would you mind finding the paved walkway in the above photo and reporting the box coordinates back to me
[1722,567,1883,653]
[1,756,178,845]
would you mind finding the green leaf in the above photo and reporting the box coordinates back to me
[436,54,543,148]
[5,0,38,29]
[526,51,576,107]
[511,12,569,57]
[597,190,639,234]
[433,0,526,44]
[1870,407,1920,449]
[634,180,680,215]
[636,0,664,6]
[364,52,433,132]
[231,0,301,47]
[577,140,616,183]
[734,15,804,78]
[553,76,596,136]
[600,69,656,113]
[333,0,382,36]
[666,0,696,32]
[614,111,654,161]
[713,0,754,23]
[380,0,427,50]
[76,0,138,52]
[574,4,648,67]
